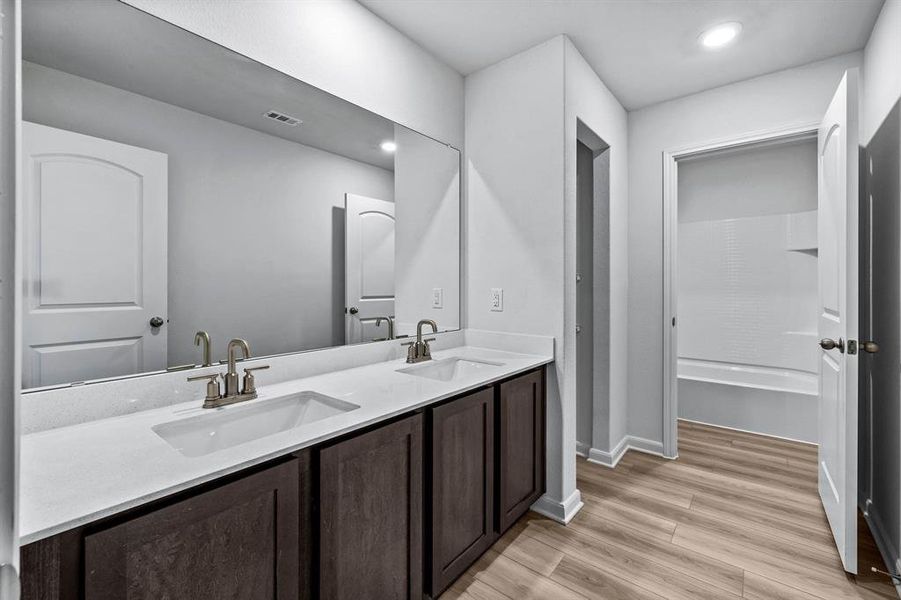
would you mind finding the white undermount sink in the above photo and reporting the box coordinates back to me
[153,391,359,457]
[397,357,505,382]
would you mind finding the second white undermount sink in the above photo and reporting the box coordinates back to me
[397,357,505,382]
[153,391,359,457]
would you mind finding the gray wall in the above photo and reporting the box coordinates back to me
[678,140,817,222]
[24,62,394,366]
[394,125,460,334]
[575,142,594,450]
[123,0,464,149]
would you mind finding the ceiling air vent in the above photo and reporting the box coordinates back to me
[263,110,302,127]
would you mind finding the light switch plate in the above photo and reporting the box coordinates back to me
[490,288,504,312]
[432,287,443,309]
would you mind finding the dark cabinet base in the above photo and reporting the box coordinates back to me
[319,413,423,600]
[427,388,496,597]
[20,366,547,600]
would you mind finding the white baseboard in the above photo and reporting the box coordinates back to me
[863,504,901,597]
[530,489,583,524]
[585,435,667,468]
[575,441,590,458]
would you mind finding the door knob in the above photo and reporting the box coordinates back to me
[348,306,359,315]
[819,337,844,353]
[861,340,880,354]
[149,316,165,328]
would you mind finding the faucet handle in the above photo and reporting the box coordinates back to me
[242,365,270,396]
[187,373,221,404]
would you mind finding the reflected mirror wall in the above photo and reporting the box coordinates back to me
[21,0,460,390]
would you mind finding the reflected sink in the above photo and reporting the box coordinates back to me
[153,391,359,457]
[397,357,504,382]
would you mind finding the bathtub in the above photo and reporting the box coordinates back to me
[677,358,818,443]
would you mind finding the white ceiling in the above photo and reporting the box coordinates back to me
[359,0,884,110]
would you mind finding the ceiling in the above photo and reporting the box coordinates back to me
[359,0,884,110]
[23,0,398,170]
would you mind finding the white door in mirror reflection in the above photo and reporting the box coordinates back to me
[345,194,395,344]
[22,122,168,388]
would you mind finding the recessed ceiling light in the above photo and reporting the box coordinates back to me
[380,140,397,153]
[699,22,742,49]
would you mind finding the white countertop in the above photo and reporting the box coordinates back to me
[19,344,552,545]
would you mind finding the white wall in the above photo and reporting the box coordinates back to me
[394,125,460,334]
[466,36,570,518]
[860,0,901,579]
[627,51,862,444]
[863,0,901,145]
[0,0,18,571]
[466,35,628,520]
[123,0,464,149]
[24,62,395,366]
[563,39,631,461]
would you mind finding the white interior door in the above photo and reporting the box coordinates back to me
[816,69,859,573]
[345,193,395,344]
[22,122,168,388]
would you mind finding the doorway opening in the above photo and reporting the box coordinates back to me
[575,120,610,458]
[662,124,820,458]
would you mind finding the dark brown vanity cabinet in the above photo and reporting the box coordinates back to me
[497,368,546,533]
[20,367,547,600]
[21,453,312,600]
[426,388,496,598]
[318,413,423,600]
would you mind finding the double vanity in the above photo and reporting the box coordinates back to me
[16,3,546,597]
[18,333,552,599]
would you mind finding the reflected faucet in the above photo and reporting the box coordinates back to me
[194,331,212,367]
[375,316,395,340]
[225,338,251,397]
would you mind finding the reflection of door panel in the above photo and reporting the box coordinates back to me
[345,194,395,344]
[22,122,168,388]
[816,70,858,573]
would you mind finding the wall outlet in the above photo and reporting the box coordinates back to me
[432,287,443,309]
[490,288,504,312]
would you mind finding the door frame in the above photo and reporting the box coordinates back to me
[661,121,820,459]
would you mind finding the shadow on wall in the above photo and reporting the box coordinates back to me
[332,205,346,347]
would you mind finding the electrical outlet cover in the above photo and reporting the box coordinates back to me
[432,287,443,309]
[490,288,503,312]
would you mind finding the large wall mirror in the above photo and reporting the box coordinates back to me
[21,0,460,391]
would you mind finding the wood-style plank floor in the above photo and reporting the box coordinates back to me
[440,420,898,600]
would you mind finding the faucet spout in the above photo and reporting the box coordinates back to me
[405,319,438,364]
[416,319,438,343]
[375,316,395,340]
[225,339,251,397]
[194,331,212,367]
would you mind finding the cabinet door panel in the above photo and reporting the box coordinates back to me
[319,414,423,600]
[83,459,300,600]
[429,388,495,596]
[498,368,546,533]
